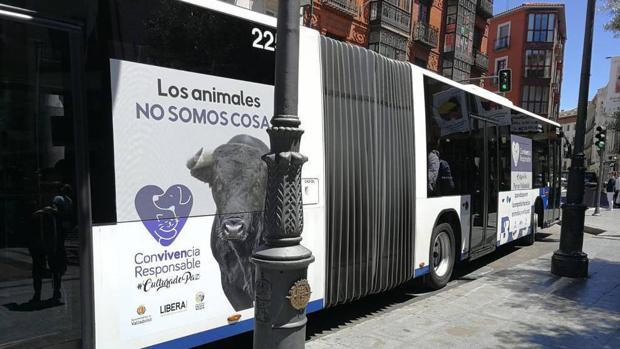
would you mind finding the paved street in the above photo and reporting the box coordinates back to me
[304,210,620,349]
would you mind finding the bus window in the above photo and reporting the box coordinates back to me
[424,76,474,197]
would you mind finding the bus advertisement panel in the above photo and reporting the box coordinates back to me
[498,134,536,245]
[91,59,324,348]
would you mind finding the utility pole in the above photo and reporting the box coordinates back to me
[252,1,314,348]
[551,0,595,278]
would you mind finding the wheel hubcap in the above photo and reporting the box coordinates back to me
[432,231,452,277]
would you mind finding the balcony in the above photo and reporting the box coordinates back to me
[495,36,510,50]
[370,1,411,35]
[322,0,358,17]
[413,22,439,48]
[474,49,488,71]
[477,0,493,19]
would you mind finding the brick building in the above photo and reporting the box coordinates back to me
[230,0,492,80]
[486,3,566,121]
[307,0,492,81]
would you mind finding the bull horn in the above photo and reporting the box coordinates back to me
[187,148,215,182]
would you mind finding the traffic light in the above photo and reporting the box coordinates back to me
[595,126,607,151]
[498,69,512,92]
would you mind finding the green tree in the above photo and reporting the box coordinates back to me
[602,0,620,36]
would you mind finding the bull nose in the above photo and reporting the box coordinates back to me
[222,219,245,240]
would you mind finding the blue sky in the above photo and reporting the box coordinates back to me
[493,0,619,111]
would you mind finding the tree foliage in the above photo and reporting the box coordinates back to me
[602,0,620,37]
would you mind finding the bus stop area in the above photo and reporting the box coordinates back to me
[305,210,620,349]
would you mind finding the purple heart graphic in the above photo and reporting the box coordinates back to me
[135,185,193,246]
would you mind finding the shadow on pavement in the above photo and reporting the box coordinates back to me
[489,258,620,348]
[197,235,552,348]
[3,299,64,312]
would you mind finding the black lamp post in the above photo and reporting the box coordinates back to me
[551,0,596,278]
[252,1,314,348]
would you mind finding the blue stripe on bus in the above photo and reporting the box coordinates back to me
[415,266,429,277]
[146,299,324,349]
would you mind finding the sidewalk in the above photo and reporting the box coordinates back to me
[307,211,620,349]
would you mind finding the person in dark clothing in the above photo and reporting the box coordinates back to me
[606,173,616,211]
[437,157,455,195]
[29,184,73,303]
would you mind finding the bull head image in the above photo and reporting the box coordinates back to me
[186,134,269,311]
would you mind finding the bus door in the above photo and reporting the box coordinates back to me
[469,115,499,259]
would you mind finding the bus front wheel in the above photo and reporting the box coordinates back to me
[424,223,455,290]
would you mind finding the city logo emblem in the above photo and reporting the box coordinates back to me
[512,141,520,167]
[195,291,205,303]
[132,304,152,325]
[136,305,146,315]
[135,185,193,246]
[195,291,205,310]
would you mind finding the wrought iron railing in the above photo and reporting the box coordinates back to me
[322,0,358,17]
[495,36,510,50]
[413,22,439,48]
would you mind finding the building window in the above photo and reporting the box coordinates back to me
[525,49,552,78]
[495,22,510,49]
[418,2,429,23]
[495,57,507,73]
[521,85,550,115]
[527,13,556,42]
[414,57,427,68]
[446,3,457,25]
[493,57,507,85]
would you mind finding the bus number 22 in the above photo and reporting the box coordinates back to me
[252,28,276,51]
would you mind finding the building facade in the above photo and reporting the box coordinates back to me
[232,0,492,80]
[558,108,576,172]
[584,57,620,173]
[486,3,565,121]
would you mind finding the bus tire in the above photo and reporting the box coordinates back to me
[423,223,455,290]
[522,213,537,246]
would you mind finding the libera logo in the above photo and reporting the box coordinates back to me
[512,141,520,167]
[135,185,193,246]
[160,301,187,314]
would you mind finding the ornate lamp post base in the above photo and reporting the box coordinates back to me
[253,245,314,349]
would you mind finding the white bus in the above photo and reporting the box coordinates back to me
[19,0,558,347]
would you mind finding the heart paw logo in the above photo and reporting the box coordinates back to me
[135,185,193,246]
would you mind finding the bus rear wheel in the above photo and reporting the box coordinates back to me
[424,223,455,290]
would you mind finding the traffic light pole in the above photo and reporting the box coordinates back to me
[551,0,595,278]
[593,148,606,216]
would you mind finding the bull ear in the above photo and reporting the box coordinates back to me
[187,148,215,183]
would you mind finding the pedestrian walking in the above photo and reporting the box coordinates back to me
[606,172,616,211]
[614,171,620,207]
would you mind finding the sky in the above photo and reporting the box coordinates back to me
[493,0,619,111]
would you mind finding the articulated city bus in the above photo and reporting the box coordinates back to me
[0,0,562,348]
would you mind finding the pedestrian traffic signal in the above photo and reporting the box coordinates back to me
[595,126,607,151]
[498,69,512,92]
